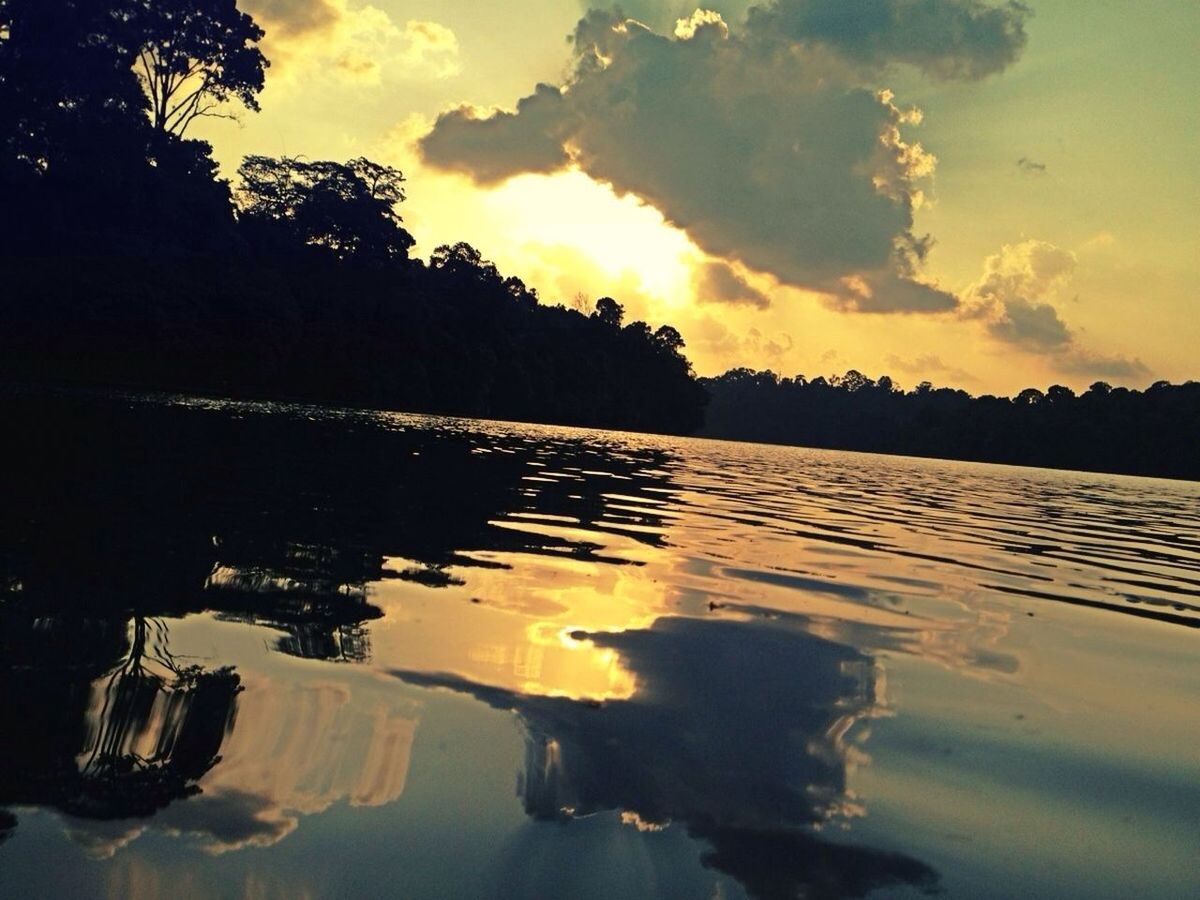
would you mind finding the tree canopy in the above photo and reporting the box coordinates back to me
[701,369,1199,479]
[131,0,267,135]
[237,155,414,263]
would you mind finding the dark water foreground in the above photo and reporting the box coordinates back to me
[1,390,1197,900]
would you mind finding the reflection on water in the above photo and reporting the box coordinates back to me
[1,389,1198,899]
[397,617,938,899]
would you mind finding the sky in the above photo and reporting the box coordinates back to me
[196,0,1199,394]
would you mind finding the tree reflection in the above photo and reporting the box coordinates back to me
[0,391,677,843]
[394,616,939,899]
[0,612,239,830]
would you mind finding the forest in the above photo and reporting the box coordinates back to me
[1,0,1196,477]
[0,0,705,434]
[701,369,1200,480]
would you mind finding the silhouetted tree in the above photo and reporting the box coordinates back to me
[237,155,414,262]
[592,296,624,327]
[130,0,267,135]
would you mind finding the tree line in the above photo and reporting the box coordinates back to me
[0,0,706,434]
[701,369,1200,480]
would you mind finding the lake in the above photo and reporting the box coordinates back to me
[1,390,1197,899]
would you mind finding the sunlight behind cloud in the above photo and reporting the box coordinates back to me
[482,171,697,302]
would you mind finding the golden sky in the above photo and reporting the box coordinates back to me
[197,0,1199,394]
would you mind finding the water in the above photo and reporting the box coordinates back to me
[1,390,1197,899]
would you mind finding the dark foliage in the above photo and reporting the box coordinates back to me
[701,369,1200,480]
[0,392,679,835]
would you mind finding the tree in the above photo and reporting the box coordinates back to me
[653,325,686,357]
[430,241,498,280]
[592,297,624,328]
[131,0,267,136]
[0,0,148,174]
[840,369,873,392]
[237,155,414,262]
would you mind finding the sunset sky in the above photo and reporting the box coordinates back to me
[197,0,1198,394]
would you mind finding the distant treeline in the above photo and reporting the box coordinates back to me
[0,0,706,434]
[701,369,1200,480]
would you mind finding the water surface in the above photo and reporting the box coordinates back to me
[1,391,1197,899]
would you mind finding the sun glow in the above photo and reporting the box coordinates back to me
[481,170,698,304]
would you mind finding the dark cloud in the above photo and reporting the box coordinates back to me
[696,260,772,309]
[1017,156,1047,174]
[746,0,1031,80]
[422,85,572,182]
[243,0,338,40]
[1051,351,1151,379]
[419,2,1031,313]
[987,296,1072,350]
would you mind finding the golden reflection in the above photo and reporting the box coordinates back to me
[71,664,418,857]
[367,547,669,700]
[105,855,316,900]
[203,677,417,818]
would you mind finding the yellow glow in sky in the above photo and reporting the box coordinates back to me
[197,0,1199,394]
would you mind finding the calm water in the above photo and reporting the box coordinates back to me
[1,391,1197,899]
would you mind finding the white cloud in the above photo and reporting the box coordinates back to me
[244,0,460,85]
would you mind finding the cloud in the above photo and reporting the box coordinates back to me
[1051,350,1151,379]
[420,85,572,182]
[964,239,1152,382]
[420,2,1030,313]
[695,260,771,309]
[884,353,976,383]
[987,296,1072,349]
[746,0,1031,81]
[246,0,339,40]
[395,20,462,80]
[1017,156,1046,175]
[692,316,794,366]
[244,0,460,84]
[964,240,1075,351]
[391,615,940,898]
[65,790,297,860]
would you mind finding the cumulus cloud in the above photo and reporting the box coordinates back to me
[746,0,1031,80]
[695,260,772,308]
[420,1,1031,313]
[964,239,1151,381]
[964,239,1074,350]
[419,85,571,182]
[244,0,460,83]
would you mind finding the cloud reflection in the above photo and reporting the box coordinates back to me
[393,615,939,898]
